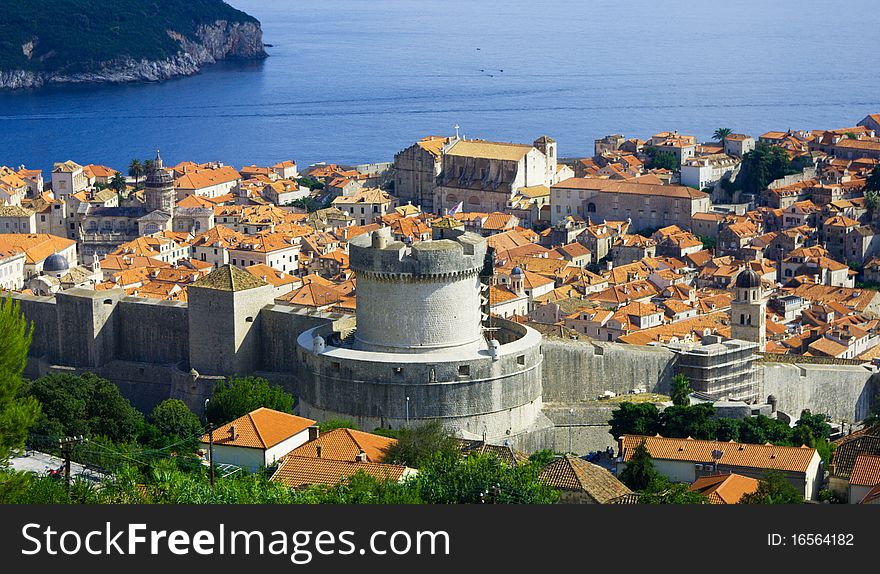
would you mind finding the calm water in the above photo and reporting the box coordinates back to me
[1,0,879,174]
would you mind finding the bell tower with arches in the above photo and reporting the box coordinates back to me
[730,268,766,351]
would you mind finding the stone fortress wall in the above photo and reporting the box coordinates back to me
[11,284,879,453]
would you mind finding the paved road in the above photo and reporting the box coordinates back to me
[8,450,105,484]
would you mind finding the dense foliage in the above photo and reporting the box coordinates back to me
[0,450,558,505]
[382,420,462,468]
[21,372,145,448]
[143,399,204,451]
[733,142,811,195]
[206,376,296,425]
[644,147,679,171]
[739,471,804,504]
[0,0,258,74]
[0,296,41,465]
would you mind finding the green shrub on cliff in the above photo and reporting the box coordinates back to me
[0,0,259,74]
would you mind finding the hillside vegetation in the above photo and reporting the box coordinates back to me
[0,0,259,74]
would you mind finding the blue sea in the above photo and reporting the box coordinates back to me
[1,0,879,174]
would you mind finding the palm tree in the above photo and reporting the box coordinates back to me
[110,173,126,193]
[143,159,155,177]
[713,127,732,142]
[128,159,143,188]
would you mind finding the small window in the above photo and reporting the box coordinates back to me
[103,299,113,305]
[245,316,254,323]
[458,365,470,377]
[516,355,525,366]
[331,362,341,372]
[393,367,404,375]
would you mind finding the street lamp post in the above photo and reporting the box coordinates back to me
[205,398,214,488]
[405,396,410,425]
[568,408,574,454]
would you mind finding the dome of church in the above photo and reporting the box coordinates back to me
[511,266,524,276]
[735,268,761,289]
[144,149,174,189]
[43,253,69,273]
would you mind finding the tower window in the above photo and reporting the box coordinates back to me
[458,365,470,377]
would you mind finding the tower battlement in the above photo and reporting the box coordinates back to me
[349,227,486,279]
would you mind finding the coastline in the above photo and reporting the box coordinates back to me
[0,20,267,91]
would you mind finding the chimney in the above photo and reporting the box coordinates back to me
[308,425,319,442]
[315,444,322,458]
[355,449,368,463]
[229,425,237,440]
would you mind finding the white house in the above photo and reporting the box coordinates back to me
[617,435,823,500]
[200,408,317,472]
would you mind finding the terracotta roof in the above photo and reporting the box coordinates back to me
[190,264,267,292]
[620,435,818,473]
[0,233,74,264]
[445,139,533,161]
[539,455,632,502]
[415,136,449,158]
[175,165,242,190]
[201,408,316,449]
[831,431,880,480]
[288,428,396,463]
[270,455,409,488]
[553,177,708,199]
[850,453,880,487]
[688,473,759,504]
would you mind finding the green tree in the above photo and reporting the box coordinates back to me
[144,399,203,451]
[866,165,880,193]
[608,402,662,439]
[618,439,659,491]
[110,172,126,193]
[22,372,144,446]
[646,148,679,171]
[660,403,718,440]
[528,449,556,468]
[737,142,797,195]
[128,159,144,188]
[382,419,460,468]
[638,476,709,504]
[670,374,693,407]
[698,235,716,251]
[865,190,880,211]
[715,418,741,442]
[713,128,732,142]
[862,405,880,430]
[739,471,803,504]
[318,418,359,432]
[143,159,155,176]
[413,452,559,504]
[0,296,41,465]
[206,376,295,425]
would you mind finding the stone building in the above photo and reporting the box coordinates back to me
[550,178,711,231]
[77,151,192,263]
[392,136,448,213]
[434,136,558,215]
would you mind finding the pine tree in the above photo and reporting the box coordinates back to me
[0,295,41,465]
[619,439,659,491]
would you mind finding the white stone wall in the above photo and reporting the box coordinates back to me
[355,272,483,351]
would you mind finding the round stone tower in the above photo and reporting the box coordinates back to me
[350,226,485,353]
[296,227,547,446]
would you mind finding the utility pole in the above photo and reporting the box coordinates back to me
[208,423,215,488]
[58,436,84,494]
[569,408,574,454]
